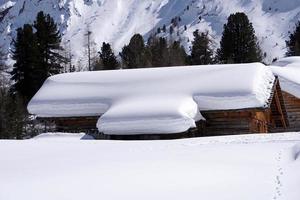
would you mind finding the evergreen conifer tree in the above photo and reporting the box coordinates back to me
[11,12,65,102]
[148,37,169,67]
[0,48,5,72]
[190,30,213,65]
[120,34,151,68]
[99,42,119,70]
[217,12,262,63]
[162,25,166,33]
[286,21,300,56]
[34,11,65,83]
[0,47,7,86]
[0,88,25,139]
[10,24,39,101]
[4,94,25,139]
[168,41,188,66]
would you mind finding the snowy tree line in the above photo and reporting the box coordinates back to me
[0,11,300,139]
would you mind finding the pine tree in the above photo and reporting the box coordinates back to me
[85,29,92,71]
[286,21,300,56]
[190,30,214,65]
[4,94,25,139]
[157,27,161,34]
[0,48,5,72]
[99,42,119,70]
[11,12,65,102]
[0,47,7,88]
[148,37,169,67]
[10,24,39,101]
[0,89,25,139]
[168,41,188,66]
[0,81,7,138]
[217,12,262,63]
[34,11,65,81]
[120,34,151,68]
[162,25,166,32]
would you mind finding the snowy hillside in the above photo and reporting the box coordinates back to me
[1,0,300,66]
[0,132,300,200]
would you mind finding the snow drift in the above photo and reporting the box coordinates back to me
[28,63,275,135]
[271,57,300,98]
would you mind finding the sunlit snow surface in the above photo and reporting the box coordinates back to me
[271,57,300,98]
[28,63,274,135]
[0,132,300,200]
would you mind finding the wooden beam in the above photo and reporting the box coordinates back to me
[274,89,287,128]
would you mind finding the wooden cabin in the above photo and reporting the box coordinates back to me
[28,63,291,139]
[188,77,288,137]
[271,56,300,132]
[37,77,289,139]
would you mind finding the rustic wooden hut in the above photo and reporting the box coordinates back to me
[271,57,300,132]
[198,78,288,136]
[28,63,289,139]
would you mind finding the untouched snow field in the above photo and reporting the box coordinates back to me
[0,132,300,200]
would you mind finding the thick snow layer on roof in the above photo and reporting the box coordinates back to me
[271,57,300,98]
[28,63,274,135]
[97,96,202,134]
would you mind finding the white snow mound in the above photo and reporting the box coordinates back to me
[28,63,275,135]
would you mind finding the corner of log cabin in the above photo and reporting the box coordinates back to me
[281,91,300,132]
[268,77,289,132]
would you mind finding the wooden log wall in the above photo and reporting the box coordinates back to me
[268,79,289,132]
[201,111,254,136]
[250,111,269,133]
[40,108,276,138]
[53,116,100,133]
[280,91,300,132]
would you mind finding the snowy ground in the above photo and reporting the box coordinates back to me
[0,132,300,200]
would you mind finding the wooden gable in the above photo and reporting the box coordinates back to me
[281,91,300,131]
[267,77,289,132]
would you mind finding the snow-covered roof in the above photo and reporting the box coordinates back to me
[271,57,300,98]
[28,63,275,135]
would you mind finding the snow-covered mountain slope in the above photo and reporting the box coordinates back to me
[1,0,300,66]
[0,132,300,200]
